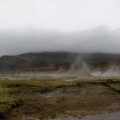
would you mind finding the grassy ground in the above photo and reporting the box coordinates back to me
[0,87,21,119]
[0,78,119,120]
[108,83,120,92]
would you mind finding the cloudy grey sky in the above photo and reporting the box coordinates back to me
[0,0,120,55]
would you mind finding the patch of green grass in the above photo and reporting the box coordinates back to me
[49,81,78,88]
[0,87,21,95]
[108,83,120,92]
[0,96,15,104]
[0,104,12,118]
[0,87,8,94]
[0,84,22,119]
[0,96,22,119]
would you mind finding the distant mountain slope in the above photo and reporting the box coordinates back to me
[0,52,73,72]
[0,52,120,72]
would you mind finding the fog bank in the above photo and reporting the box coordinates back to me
[0,27,120,56]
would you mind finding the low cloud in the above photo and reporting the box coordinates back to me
[0,26,120,56]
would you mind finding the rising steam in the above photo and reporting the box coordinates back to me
[69,55,120,77]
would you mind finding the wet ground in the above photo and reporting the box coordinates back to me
[0,73,119,120]
[50,112,120,120]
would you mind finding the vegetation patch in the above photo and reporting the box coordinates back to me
[108,83,120,92]
[0,96,21,119]
[0,84,22,119]
[0,78,120,119]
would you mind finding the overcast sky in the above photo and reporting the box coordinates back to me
[0,0,120,55]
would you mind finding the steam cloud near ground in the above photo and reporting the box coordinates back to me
[68,54,120,77]
[0,26,120,56]
[72,65,120,78]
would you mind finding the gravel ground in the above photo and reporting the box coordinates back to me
[50,112,120,120]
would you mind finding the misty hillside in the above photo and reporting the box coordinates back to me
[0,52,120,72]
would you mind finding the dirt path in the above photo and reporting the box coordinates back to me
[50,112,120,120]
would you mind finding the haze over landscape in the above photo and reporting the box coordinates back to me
[0,1,120,120]
[0,0,120,56]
